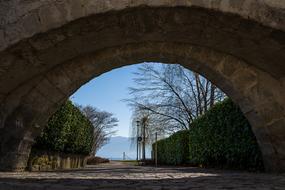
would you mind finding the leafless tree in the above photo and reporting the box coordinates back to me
[129,108,166,160]
[80,106,118,156]
[126,63,225,133]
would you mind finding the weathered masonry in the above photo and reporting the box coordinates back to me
[0,0,284,172]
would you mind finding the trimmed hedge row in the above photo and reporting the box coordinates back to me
[189,99,264,170]
[153,130,189,165]
[153,99,264,171]
[33,100,94,155]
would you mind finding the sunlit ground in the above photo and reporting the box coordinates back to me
[0,162,284,190]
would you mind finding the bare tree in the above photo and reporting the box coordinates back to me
[80,106,118,156]
[126,63,225,133]
[129,108,166,160]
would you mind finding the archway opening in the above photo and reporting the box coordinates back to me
[25,62,262,172]
[0,61,276,190]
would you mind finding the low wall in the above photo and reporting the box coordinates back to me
[27,151,88,171]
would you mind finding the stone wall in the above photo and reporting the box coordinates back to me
[0,0,284,172]
[27,151,87,171]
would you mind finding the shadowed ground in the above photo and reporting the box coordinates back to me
[0,161,284,189]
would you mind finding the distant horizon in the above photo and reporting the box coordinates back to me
[96,136,152,159]
[112,135,131,138]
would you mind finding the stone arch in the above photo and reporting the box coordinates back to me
[0,1,284,172]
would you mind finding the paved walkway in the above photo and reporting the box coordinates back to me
[0,161,284,189]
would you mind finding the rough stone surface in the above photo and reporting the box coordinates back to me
[0,0,284,52]
[0,1,284,172]
[27,151,87,172]
[0,162,284,190]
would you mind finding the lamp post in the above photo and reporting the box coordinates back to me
[142,120,146,162]
[142,117,148,162]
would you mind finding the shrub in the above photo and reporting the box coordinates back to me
[189,99,264,170]
[153,130,189,165]
[153,99,264,171]
[33,100,94,155]
[87,156,110,165]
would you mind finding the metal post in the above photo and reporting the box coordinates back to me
[142,121,146,162]
[138,142,141,161]
[136,121,140,162]
[155,132,158,167]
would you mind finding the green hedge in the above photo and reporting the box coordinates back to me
[153,99,264,171]
[189,99,263,170]
[153,130,189,165]
[33,100,94,155]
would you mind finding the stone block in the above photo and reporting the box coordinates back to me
[231,67,258,94]
[21,11,41,38]
[267,118,285,139]
[0,29,6,50]
[216,56,241,78]
[38,4,67,32]
[46,67,73,96]
[244,110,266,130]
[22,87,53,115]
[69,0,86,20]
[256,101,284,125]
[36,77,65,104]
[275,141,285,156]
[238,98,254,114]
[4,23,23,44]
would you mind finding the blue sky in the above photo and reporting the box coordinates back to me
[70,64,141,137]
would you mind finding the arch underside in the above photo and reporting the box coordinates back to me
[0,6,284,172]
